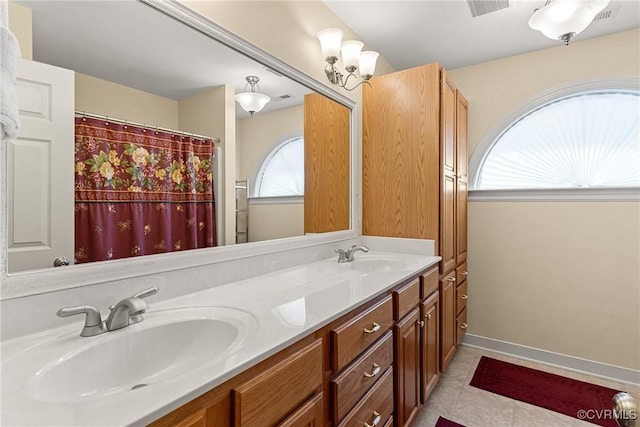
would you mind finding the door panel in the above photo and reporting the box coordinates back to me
[8,59,74,272]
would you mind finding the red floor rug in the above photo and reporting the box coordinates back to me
[470,356,623,427]
[435,416,465,427]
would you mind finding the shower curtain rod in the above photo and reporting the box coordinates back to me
[75,111,221,143]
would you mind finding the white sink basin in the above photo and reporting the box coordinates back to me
[23,306,257,404]
[347,255,410,273]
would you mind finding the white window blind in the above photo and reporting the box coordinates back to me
[477,91,640,190]
[255,137,304,197]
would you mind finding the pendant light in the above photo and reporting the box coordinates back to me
[528,0,610,45]
[235,76,271,117]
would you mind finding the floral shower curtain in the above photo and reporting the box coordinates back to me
[74,116,216,264]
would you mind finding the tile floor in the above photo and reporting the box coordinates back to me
[414,345,640,427]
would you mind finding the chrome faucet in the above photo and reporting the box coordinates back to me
[104,297,149,331]
[346,245,369,261]
[56,287,159,337]
[335,245,369,263]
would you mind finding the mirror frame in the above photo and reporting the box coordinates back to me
[0,0,358,299]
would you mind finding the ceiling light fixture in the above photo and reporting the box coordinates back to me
[316,28,379,91]
[235,76,271,117]
[528,0,610,45]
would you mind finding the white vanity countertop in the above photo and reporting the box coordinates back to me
[1,250,439,426]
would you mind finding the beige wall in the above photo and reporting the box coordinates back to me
[449,29,640,370]
[236,104,304,242]
[249,203,304,242]
[8,2,32,60]
[75,73,179,128]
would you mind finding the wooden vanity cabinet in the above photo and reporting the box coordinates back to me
[149,270,454,427]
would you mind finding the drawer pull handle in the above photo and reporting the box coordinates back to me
[461,294,468,300]
[364,363,381,378]
[447,277,456,282]
[364,411,381,427]
[425,313,432,320]
[462,271,468,276]
[461,322,468,329]
[417,320,424,328]
[363,322,380,334]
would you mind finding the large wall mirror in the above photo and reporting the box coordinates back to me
[1,0,356,296]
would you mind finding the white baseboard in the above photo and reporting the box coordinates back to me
[462,334,640,386]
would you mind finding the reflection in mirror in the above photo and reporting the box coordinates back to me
[6,0,351,274]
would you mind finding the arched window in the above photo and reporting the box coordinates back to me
[471,80,640,194]
[255,137,304,197]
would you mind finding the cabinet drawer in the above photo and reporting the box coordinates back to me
[233,339,323,427]
[394,278,420,320]
[421,267,439,300]
[456,280,468,315]
[277,392,323,427]
[456,263,468,285]
[456,307,467,346]
[173,409,205,427]
[331,331,393,423]
[337,367,394,427]
[331,296,393,372]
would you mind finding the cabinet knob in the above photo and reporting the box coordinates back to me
[364,411,381,427]
[447,277,456,282]
[462,271,468,276]
[460,322,468,330]
[363,322,381,334]
[417,320,424,328]
[363,363,381,378]
[461,294,468,300]
[425,313,432,320]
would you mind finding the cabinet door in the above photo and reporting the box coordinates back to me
[441,70,457,178]
[455,91,468,265]
[439,272,456,371]
[421,291,440,403]
[395,307,421,427]
[456,307,468,347]
[441,172,456,274]
[278,393,323,427]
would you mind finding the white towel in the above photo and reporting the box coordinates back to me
[1,24,21,140]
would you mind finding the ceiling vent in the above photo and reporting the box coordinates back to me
[593,4,620,21]
[467,0,509,17]
[272,94,292,102]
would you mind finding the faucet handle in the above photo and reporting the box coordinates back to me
[56,305,106,337]
[132,286,159,299]
[335,249,347,263]
[128,287,158,325]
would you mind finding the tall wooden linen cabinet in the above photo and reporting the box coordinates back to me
[363,63,469,426]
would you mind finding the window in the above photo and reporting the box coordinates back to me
[472,85,640,192]
[255,137,304,197]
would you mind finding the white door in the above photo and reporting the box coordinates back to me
[7,59,74,272]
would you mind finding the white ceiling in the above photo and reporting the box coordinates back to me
[18,1,313,119]
[325,0,640,71]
